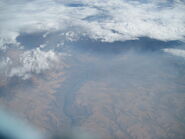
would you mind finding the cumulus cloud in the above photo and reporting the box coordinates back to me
[0,57,12,75]
[0,0,185,49]
[163,48,185,59]
[10,48,59,79]
[0,48,59,80]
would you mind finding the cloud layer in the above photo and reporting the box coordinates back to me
[163,48,185,59]
[0,0,185,48]
[0,0,185,79]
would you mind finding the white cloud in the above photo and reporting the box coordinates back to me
[83,0,185,42]
[0,0,185,78]
[163,48,185,59]
[4,48,58,79]
[0,57,12,75]
[0,0,184,49]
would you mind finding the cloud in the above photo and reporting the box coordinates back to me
[10,48,59,79]
[0,0,184,50]
[0,57,12,76]
[0,0,185,79]
[163,48,185,59]
[0,48,59,80]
